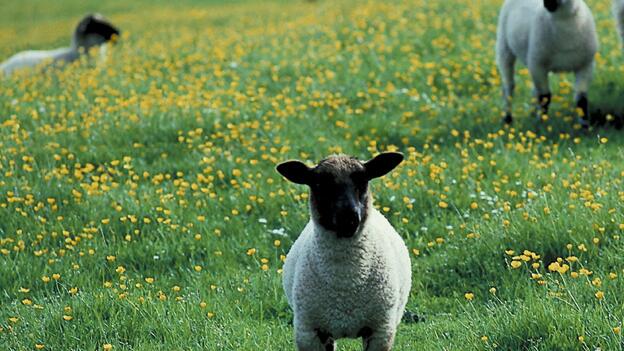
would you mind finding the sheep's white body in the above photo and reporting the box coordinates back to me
[615,0,624,44]
[283,207,411,349]
[0,48,78,76]
[496,0,598,122]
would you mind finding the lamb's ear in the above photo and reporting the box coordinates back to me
[364,152,404,180]
[276,161,312,185]
[76,15,95,35]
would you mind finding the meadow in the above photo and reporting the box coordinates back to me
[1,0,624,349]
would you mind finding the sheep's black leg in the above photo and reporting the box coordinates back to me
[316,329,335,351]
[576,92,590,128]
[503,112,513,125]
[574,64,593,128]
[362,329,395,351]
[497,43,516,124]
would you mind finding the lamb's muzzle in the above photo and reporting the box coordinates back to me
[544,0,559,12]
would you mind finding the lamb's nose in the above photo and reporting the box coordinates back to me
[544,0,558,12]
[335,210,360,238]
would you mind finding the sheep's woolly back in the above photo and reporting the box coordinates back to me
[0,48,78,76]
[283,207,411,339]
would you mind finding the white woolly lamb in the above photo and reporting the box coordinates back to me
[276,152,411,351]
[615,0,624,45]
[496,0,598,126]
[1,14,119,76]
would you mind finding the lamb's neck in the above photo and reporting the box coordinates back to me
[310,218,373,265]
[550,2,581,21]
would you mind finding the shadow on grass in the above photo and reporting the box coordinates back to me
[589,80,624,129]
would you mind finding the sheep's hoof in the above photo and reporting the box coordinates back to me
[577,117,590,129]
[502,113,513,124]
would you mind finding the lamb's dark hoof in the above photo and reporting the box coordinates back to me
[577,117,590,129]
[503,113,513,124]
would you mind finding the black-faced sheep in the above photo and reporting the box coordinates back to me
[1,14,120,76]
[276,152,411,351]
[496,0,598,127]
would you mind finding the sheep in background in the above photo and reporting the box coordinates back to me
[615,0,624,45]
[276,152,411,351]
[1,14,120,76]
[496,0,598,127]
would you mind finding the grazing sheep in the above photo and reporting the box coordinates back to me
[496,0,598,127]
[276,152,411,351]
[0,14,120,76]
[615,0,624,44]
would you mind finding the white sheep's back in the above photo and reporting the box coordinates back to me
[1,49,63,75]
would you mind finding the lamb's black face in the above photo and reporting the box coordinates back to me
[309,159,369,238]
[75,14,120,49]
[544,0,560,12]
[276,152,404,239]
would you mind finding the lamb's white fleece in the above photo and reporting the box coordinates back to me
[283,207,411,349]
[615,0,624,44]
[496,0,598,123]
[0,48,79,76]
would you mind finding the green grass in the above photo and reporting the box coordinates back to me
[1,0,624,350]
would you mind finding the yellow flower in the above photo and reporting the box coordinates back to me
[103,344,113,351]
[464,292,474,301]
[595,291,604,300]
[438,201,448,209]
[510,261,522,269]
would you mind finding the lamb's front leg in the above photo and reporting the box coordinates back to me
[363,329,396,351]
[528,63,551,122]
[295,327,335,351]
[574,63,594,128]
[497,43,516,124]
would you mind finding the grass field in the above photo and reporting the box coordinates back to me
[1,0,624,349]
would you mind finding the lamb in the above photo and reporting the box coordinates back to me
[496,0,598,127]
[0,14,120,76]
[276,152,411,351]
[615,0,624,45]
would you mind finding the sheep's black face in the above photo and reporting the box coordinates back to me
[544,0,559,12]
[276,152,404,239]
[74,14,120,50]
[309,159,368,238]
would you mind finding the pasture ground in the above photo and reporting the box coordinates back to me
[1,0,624,349]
